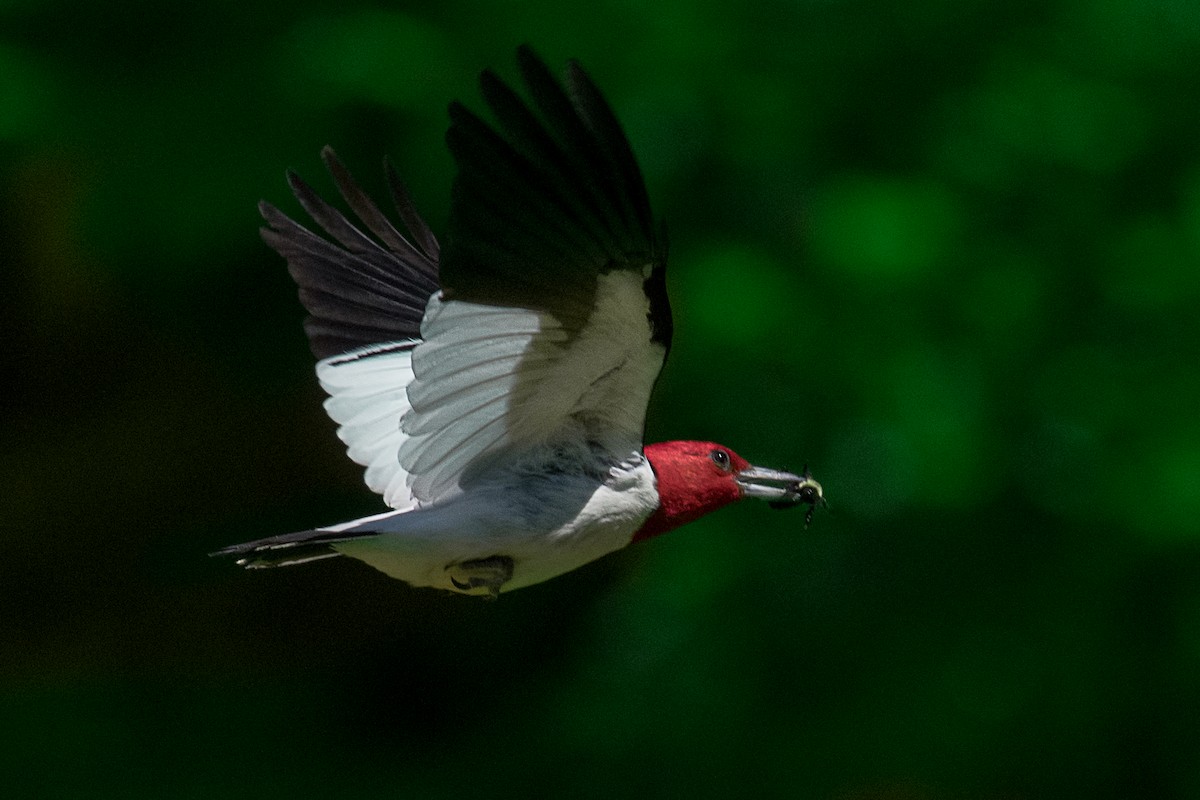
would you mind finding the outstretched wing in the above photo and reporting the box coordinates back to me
[261,46,670,509]
[260,148,439,510]
[397,45,670,503]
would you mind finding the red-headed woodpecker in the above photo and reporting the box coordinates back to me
[214,46,824,597]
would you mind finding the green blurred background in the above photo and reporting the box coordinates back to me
[3,0,1199,797]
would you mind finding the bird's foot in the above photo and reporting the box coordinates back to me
[446,555,514,600]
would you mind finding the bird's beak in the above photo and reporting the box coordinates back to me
[736,464,826,526]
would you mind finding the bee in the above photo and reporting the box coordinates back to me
[767,465,827,527]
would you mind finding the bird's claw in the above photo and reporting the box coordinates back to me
[447,555,515,600]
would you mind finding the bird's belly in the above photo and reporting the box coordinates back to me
[335,504,645,593]
[334,461,658,594]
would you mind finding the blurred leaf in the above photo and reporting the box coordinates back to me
[810,176,963,281]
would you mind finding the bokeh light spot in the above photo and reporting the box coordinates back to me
[810,176,962,282]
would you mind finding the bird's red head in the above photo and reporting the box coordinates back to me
[634,441,752,541]
[634,440,824,542]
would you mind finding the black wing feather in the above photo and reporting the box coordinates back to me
[564,60,656,247]
[321,148,428,262]
[384,157,440,259]
[477,71,621,263]
[440,45,670,347]
[259,149,440,360]
[446,103,605,267]
[516,49,638,255]
[258,47,670,357]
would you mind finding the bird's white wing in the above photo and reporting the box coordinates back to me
[398,266,665,503]
[316,341,420,509]
[261,46,671,508]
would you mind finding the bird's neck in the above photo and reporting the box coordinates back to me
[632,442,740,542]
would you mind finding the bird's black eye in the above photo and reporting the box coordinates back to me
[709,449,732,472]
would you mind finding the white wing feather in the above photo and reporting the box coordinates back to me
[399,295,558,503]
[313,270,664,511]
[316,341,420,510]
[399,270,662,505]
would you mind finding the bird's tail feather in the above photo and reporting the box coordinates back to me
[210,527,377,569]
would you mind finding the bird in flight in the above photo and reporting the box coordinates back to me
[214,46,824,597]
